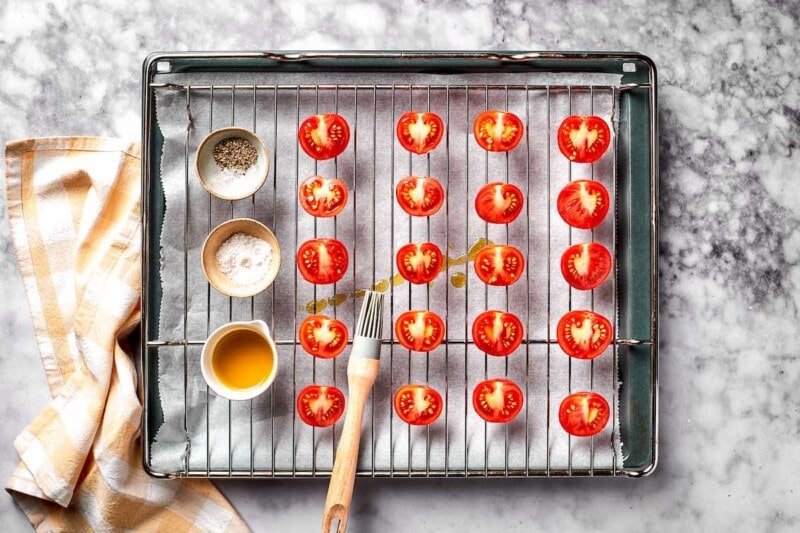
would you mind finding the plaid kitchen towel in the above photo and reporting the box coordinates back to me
[4,137,247,531]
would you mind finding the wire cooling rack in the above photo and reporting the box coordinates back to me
[141,52,658,479]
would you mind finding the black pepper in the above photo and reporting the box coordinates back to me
[213,137,258,174]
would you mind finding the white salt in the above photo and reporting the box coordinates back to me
[215,232,273,286]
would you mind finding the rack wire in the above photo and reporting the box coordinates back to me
[142,54,657,479]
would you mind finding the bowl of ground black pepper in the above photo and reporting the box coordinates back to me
[196,127,269,200]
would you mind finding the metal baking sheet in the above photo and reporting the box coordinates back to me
[140,52,658,478]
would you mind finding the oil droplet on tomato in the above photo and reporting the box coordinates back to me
[450,272,466,288]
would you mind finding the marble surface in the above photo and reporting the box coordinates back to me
[1,0,799,531]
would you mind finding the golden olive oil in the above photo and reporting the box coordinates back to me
[212,329,273,390]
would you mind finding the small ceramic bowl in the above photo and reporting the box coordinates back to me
[196,127,269,200]
[201,320,278,401]
[201,218,281,297]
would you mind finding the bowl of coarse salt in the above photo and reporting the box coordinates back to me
[196,127,269,200]
[202,218,281,297]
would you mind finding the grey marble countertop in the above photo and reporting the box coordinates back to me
[2,1,799,531]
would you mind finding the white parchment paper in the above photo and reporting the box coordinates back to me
[150,69,625,475]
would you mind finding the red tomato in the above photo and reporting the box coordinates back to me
[556,310,613,360]
[394,310,445,352]
[474,182,524,224]
[560,242,612,291]
[299,175,348,218]
[296,238,349,285]
[299,315,349,359]
[394,384,443,425]
[557,115,611,163]
[473,110,524,152]
[557,180,610,229]
[298,114,350,160]
[558,391,610,437]
[297,385,345,427]
[473,245,525,286]
[396,112,444,155]
[472,379,524,423]
[471,310,524,357]
[395,176,445,217]
[395,242,443,284]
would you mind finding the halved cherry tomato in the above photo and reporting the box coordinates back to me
[474,245,525,286]
[299,315,349,359]
[560,242,612,291]
[558,391,610,437]
[394,384,443,425]
[474,182,524,224]
[297,385,345,427]
[473,110,524,152]
[472,379,524,423]
[396,112,444,155]
[396,242,443,284]
[557,180,610,229]
[298,114,350,160]
[299,175,348,218]
[296,238,349,285]
[557,115,611,163]
[395,176,444,217]
[395,310,445,352]
[471,310,524,357]
[556,310,613,360]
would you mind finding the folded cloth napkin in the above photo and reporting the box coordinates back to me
[4,137,247,531]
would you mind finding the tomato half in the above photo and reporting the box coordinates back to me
[557,115,611,164]
[299,315,349,359]
[396,242,443,284]
[472,379,523,423]
[396,112,444,155]
[557,180,610,229]
[474,245,525,286]
[473,110,524,152]
[556,310,613,360]
[558,391,610,437]
[471,310,524,357]
[296,238,349,285]
[474,182,524,224]
[297,385,345,427]
[560,242,612,291]
[395,310,445,352]
[394,384,443,425]
[299,175,349,218]
[298,114,350,160]
[395,176,445,217]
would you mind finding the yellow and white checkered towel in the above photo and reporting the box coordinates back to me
[4,137,247,531]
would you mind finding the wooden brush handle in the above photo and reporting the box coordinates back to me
[322,357,380,533]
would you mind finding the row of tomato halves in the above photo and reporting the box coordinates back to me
[295,111,613,438]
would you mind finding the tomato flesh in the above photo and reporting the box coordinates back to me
[556,310,612,360]
[474,182,524,224]
[296,238,349,285]
[559,391,610,437]
[557,115,611,163]
[298,114,350,160]
[394,385,443,425]
[474,245,525,287]
[297,385,345,427]
[396,112,444,155]
[560,242,612,291]
[299,175,348,218]
[473,110,524,152]
[557,180,610,229]
[471,310,524,357]
[396,176,444,217]
[472,379,523,423]
[396,242,443,284]
[299,315,349,359]
[395,310,445,352]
